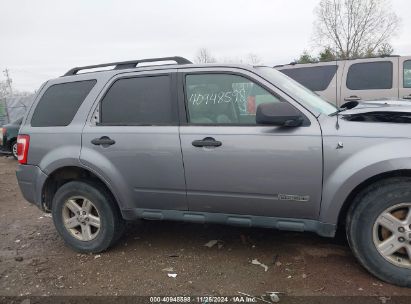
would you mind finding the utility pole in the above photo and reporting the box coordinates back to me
[3,68,13,96]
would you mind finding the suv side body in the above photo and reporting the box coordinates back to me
[276,55,411,106]
[18,64,331,234]
[15,58,411,286]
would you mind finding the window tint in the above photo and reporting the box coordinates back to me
[404,60,411,88]
[100,75,177,125]
[280,65,337,91]
[346,61,393,90]
[185,74,281,124]
[31,80,96,127]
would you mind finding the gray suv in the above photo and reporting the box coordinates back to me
[16,57,411,287]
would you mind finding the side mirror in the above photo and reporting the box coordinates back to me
[256,102,303,127]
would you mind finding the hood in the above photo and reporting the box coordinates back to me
[341,99,411,123]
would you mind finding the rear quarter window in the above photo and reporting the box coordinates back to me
[279,65,337,91]
[31,80,96,127]
[346,61,393,90]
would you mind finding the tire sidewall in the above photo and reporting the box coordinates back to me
[52,181,117,253]
[349,181,411,286]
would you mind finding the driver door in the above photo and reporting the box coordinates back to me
[178,68,323,220]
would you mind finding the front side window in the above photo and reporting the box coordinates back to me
[31,80,96,127]
[280,65,337,91]
[404,60,411,88]
[346,61,393,90]
[185,74,281,124]
[100,75,178,125]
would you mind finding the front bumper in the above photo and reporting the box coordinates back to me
[16,164,48,209]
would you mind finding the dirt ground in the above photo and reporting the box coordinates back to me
[1,156,411,299]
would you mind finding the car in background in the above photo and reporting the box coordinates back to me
[275,55,411,106]
[0,117,22,159]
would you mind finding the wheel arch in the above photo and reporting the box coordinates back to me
[7,137,17,149]
[41,165,123,214]
[337,169,411,228]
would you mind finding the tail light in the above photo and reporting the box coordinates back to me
[17,135,30,164]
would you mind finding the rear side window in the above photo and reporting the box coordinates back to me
[100,75,177,125]
[404,60,411,88]
[346,61,393,90]
[31,80,96,127]
[279,65,337,91]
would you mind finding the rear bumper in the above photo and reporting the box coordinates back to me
[16,164,48,209]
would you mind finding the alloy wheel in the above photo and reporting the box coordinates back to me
[373,203,411,268]
[12,142,18,159]
[62,196,101,241]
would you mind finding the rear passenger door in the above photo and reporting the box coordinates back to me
[399,57,411,100]
[80,70,188,212]
[341,58,399,102]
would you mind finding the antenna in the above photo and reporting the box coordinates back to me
[335,52,340,129]
[334,3,340,130]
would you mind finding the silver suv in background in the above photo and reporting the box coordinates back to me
[15,56,411,287]
[276,55,411,106]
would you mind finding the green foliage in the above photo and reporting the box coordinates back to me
[318,47,337,61]
[295,51,318,64]
[296,42,394,64]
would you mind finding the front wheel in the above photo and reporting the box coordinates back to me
[52,180,125,253]
[347,177,411,287]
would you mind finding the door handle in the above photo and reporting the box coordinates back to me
[192,137,222,148]
[91,136,116,147]
[344,95,362,101]
[402,95,411,100]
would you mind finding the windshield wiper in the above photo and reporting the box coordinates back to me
[329,107,348,116]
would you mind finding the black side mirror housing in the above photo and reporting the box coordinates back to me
[256,102,303,127]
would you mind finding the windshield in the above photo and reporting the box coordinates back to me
[256,67,337,115]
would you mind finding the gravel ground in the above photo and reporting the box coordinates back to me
[1,155,411,299]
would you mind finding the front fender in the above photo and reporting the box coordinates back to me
[320,138,411,224]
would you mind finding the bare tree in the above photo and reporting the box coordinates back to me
[313,0,400,59]
[245,53,262,65]
[195,48,217,63]
[0,81,12,100]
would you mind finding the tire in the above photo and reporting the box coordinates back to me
[11,140,18,160]
[346,177,411,287]
[51,180,125,253]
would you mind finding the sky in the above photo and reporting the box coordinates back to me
[0,0,410,92]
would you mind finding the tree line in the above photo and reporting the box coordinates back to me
[195,0,400,65]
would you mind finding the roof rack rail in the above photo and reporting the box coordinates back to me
[63,56,192,76]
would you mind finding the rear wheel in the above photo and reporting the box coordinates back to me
[347,177,411,287]
[11,140,17,159]
[52,180,125,253]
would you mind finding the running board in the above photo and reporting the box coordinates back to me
[121,208,336,237]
